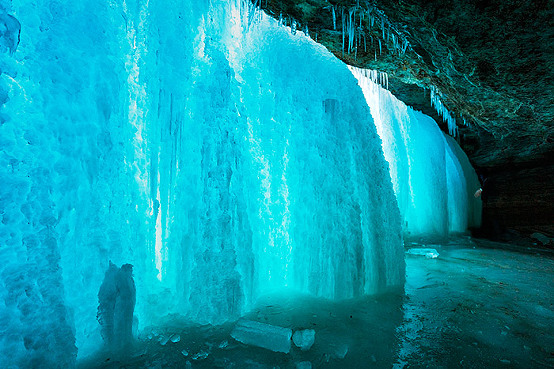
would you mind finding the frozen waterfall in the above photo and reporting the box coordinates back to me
[350,67,482,237]
[0,0,405,366]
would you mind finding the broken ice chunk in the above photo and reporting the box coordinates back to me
[292,329,315,351]
[170,334,180,343]
[191,350,209,360]
[406,248,439,259]
[231,319,292,353]
[181,349,189,356]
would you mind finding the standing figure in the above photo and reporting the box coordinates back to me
[114,263,136,351]
[97,261,118,348]
[97,262,136,353]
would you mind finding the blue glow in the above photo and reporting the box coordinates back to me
[350,67,481,236]
[0,1,407,364]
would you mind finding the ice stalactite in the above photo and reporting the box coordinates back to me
[350,66,481,236]
[1,0,404,365]
[431,86,458,137]
[328,4,411,58]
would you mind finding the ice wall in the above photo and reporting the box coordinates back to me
[0,1,404,366]
[350,67,481,236]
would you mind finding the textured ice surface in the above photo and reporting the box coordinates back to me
[0,0,403,365]
[231,319,292,353]
[350,67,482,236]
[0,11,20,54]
[292,329,316,351]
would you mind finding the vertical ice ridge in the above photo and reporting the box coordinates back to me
[350,66,480,236]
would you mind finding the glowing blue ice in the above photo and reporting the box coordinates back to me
[350,67,481,236]
[1,1,404,366]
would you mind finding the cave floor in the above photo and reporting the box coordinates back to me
[80,237,554,369]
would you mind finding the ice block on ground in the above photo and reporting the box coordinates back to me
[292,329,315,351]
[406,248,439,259]
[231,319,292,353]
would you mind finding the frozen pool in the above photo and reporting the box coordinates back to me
[79,237,554,368]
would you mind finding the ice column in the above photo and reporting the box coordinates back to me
[350,66,481,236]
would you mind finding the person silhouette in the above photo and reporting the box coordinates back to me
[114,263,136,351]
[97,262,136,352]
[97,261,118,348]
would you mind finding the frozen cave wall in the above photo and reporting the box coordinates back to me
[351,67,482,236]
[0,0,404,366]
[248,0,554,236]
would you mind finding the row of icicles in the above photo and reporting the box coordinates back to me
[250,0,469,138]
[277,4,410,60]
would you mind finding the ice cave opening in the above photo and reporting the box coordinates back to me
[1,1,552,368]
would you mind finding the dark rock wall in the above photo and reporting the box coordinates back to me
[479,164,554,238]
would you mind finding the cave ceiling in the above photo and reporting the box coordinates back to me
[254,0,554,169]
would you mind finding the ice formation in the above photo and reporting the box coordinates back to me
[350,66,481,236]
[0,0,404,366]
[430,86,458,137]
[328,4,410,58]
[292,329,316,351]
[231,319,293,353]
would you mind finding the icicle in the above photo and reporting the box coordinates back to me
[347,66,389,90]
[402,39,408,54]
[278,13,283,26]
[332,6,336,30]
[340,8,346,55]
[304,24,309,37]
[348,8,355,54]
[430,86,457,137]
[378,39,382,55]
[245,0,263,29]
[291,19,297,35]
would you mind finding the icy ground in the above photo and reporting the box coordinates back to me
[79,237,554,369]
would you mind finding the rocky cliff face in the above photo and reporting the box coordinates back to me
[254,0,554,235]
